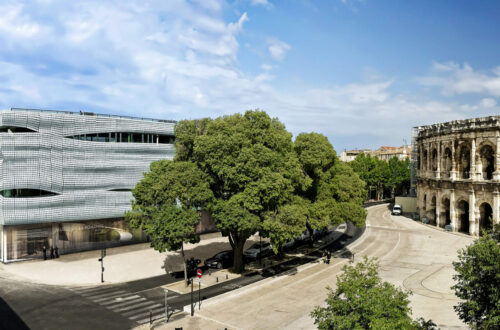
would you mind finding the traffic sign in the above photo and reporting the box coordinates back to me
[197,268,202,278]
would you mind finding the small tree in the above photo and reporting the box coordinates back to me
[311,257,435,329]
[126,160,213,284]
[452,224,500,329]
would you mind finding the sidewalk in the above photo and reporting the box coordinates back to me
[0,232,262,286]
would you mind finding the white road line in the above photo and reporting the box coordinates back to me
[122,303,163,317]
[107,297,146,309]
[93,292,131,303]
[100,295,141,306]
[83,289,126,299]
[112,300,156,312]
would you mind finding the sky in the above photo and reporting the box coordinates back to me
[0,0,499,152]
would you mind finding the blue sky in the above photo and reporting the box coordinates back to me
[0,0,499,152]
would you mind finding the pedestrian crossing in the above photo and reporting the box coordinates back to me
[66,285,180,325]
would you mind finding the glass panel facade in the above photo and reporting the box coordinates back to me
[3,218,147,261]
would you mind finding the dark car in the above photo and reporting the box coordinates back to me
[205,250,234,269]
[244,242,273,261]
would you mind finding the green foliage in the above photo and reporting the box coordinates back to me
[126,160,213,253]
[452,224,500,329]
[175,110,307,272]
[311,257,435,330]
[350,154,410,198]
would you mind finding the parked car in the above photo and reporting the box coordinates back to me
[313,228,329,240]
[392,204,402,215]
[295,230,311,244]
[205,250,234,269]
[282,239,296,252]
[244,242,273,261]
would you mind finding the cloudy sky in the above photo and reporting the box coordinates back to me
[0,0,499,151]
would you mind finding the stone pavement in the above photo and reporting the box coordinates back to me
[0,232,261,286]
[140,204,474,330]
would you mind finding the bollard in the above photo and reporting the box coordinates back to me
[149,310,152,325]
[226,274,228,280]
[216,276,218,283]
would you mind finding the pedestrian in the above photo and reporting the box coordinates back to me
[42,245,47,260]
[55,246,59,258]
[322,250,327,264]
[50,246,54,259]
[326,250,331,264]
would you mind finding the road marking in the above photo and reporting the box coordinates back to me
[122,303,163,317]
[112,300,156,312]
[105,297,146,309]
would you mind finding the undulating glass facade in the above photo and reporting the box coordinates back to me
[0,108,176,262]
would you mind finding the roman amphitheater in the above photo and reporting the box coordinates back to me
[416,115,499,236]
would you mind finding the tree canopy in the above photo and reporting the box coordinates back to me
[349,153,410,199]
[311,257,435,330]
[128,110,368,274]
[452,224,500,329]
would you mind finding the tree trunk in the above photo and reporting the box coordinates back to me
[181,243,188,286]
[232,237,247,274]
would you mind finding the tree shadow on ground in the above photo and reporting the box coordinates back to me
[163,238,261,276]
[0,296,29,330]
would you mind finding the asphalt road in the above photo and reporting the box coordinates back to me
[0,222,363,329]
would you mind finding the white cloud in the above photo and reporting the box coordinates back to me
[418,62,500,97]
[480,98,497,108]
[251,0,272,8]
[268,39,291,61]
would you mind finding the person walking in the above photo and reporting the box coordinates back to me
[326,250,331,264]
[322,250,327,264]
[42,245,47,260]
[50,246,55,259]
[55,246,59,258]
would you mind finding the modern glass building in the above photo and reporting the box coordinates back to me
[0,108,176,262]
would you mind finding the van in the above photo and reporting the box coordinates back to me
[392,204,402,215]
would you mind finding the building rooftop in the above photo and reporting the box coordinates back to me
[10,107,177,124]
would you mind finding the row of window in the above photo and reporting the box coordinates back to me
[66,132,175,144]
[1,188,131,198]
[1,189,58,198]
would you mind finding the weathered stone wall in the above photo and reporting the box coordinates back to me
[415,116,500,235]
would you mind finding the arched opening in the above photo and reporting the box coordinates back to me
[431,149,438,171]
[429,195,437,225]
[442,148,452,178]
[423,150,428,171]
[458,146,471,179]
[457,200,470,233]
[440,197,450,228]
[479,145,495,180]
[479,202,493,235]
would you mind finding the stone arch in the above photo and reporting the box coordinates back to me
[440,197,450,228]
[423,149,428,171]
[456,200,470,233]
[457,144,471,179]
[479,202,493,235]
[479,144,495,180]
[431,148,438,171]
[442,147,452,178]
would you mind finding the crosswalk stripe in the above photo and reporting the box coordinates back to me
[84,290,126,300]
[122,303,163,317]
[93,292,132,303]
[76,286,116,294]
[134,307,170,323]
[100,295,141,306]
[108,297,146,309]
[113,300,156,312]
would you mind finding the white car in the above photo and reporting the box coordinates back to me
[392,204,402,215]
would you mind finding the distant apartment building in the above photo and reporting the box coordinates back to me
[340,145,411,162]
[0,108,177,262]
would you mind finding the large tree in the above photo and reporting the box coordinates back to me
[294,133,366,242]
[311,257,435,329]
[176,110,308,273]
[452,224,500,329]
[125,160,213,283]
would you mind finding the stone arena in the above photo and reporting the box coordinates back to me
[416,115,500,235]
